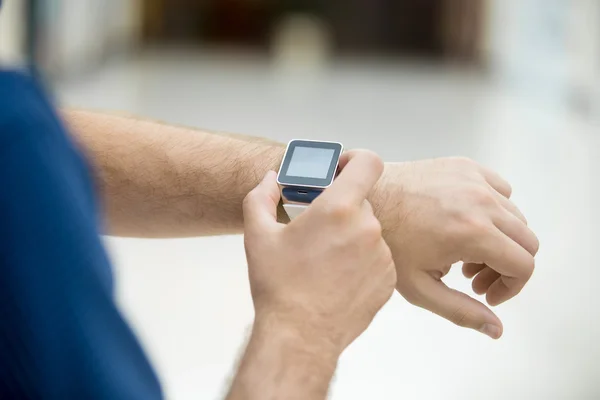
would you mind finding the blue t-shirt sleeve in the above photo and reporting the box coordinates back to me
[0,70,163,399]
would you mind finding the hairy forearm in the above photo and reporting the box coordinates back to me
[63,110,286,237]
[227,316,339,400]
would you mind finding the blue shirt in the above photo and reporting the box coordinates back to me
[0,70,163,399]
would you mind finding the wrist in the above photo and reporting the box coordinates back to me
[228,311,339,400]
[253,144,284,178]
[369,162,409,230]
[253,310,341,367]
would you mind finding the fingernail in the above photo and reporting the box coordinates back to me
[479,324,501,339]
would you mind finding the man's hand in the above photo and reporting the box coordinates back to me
[246,149,396,352]
[227,150,396,400]
[371,157,539,339]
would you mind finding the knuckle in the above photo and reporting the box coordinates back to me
[509,259,535,291]
[328,201,354,220]
[503,275,526,297]
[448,215,488,242]
[463,216,490,236]
[469,186,496,207]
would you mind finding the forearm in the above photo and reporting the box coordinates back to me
[63,109,286,237]
[227,316,339,400]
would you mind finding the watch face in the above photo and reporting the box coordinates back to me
[277,140,343,188]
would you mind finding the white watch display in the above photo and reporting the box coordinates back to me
[277,139,344,220]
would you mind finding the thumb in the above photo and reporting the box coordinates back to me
[243,171,282,233]
[402,274,504,339]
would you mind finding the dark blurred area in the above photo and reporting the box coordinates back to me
[140,0,482,61]
[14,0,487,71]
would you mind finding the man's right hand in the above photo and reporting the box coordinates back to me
[242,150,396,355]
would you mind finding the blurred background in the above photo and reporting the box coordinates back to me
[1,1,599,399]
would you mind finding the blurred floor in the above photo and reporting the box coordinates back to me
[57,50,599,400]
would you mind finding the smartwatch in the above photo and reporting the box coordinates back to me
[277,139,344,220]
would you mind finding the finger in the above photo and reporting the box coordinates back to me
[402,274,503,339]
[468,232,535,306]
[469,225,535,280]
[462,262,486,278]
[243,171,282,233]
[486,269,533,307]
[480,166,512,198]
[319,149,384,206]
[491,190,527,224]
[493,210,540,256]
[471,267,501,295]
[337,151,350,171]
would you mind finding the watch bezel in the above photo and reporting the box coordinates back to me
[277,139,343,189]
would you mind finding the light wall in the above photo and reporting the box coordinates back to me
[0,0,26,65]
[36,0,141,74]
[568,0,600,114]
[485,0,570,93]
[485,0,600,113]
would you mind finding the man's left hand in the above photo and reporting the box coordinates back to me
[371,157,539,339]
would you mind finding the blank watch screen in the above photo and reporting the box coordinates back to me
[286,147,336,179]
[277,140,343,187]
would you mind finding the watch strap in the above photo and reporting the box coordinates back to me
[283,203,308,220]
